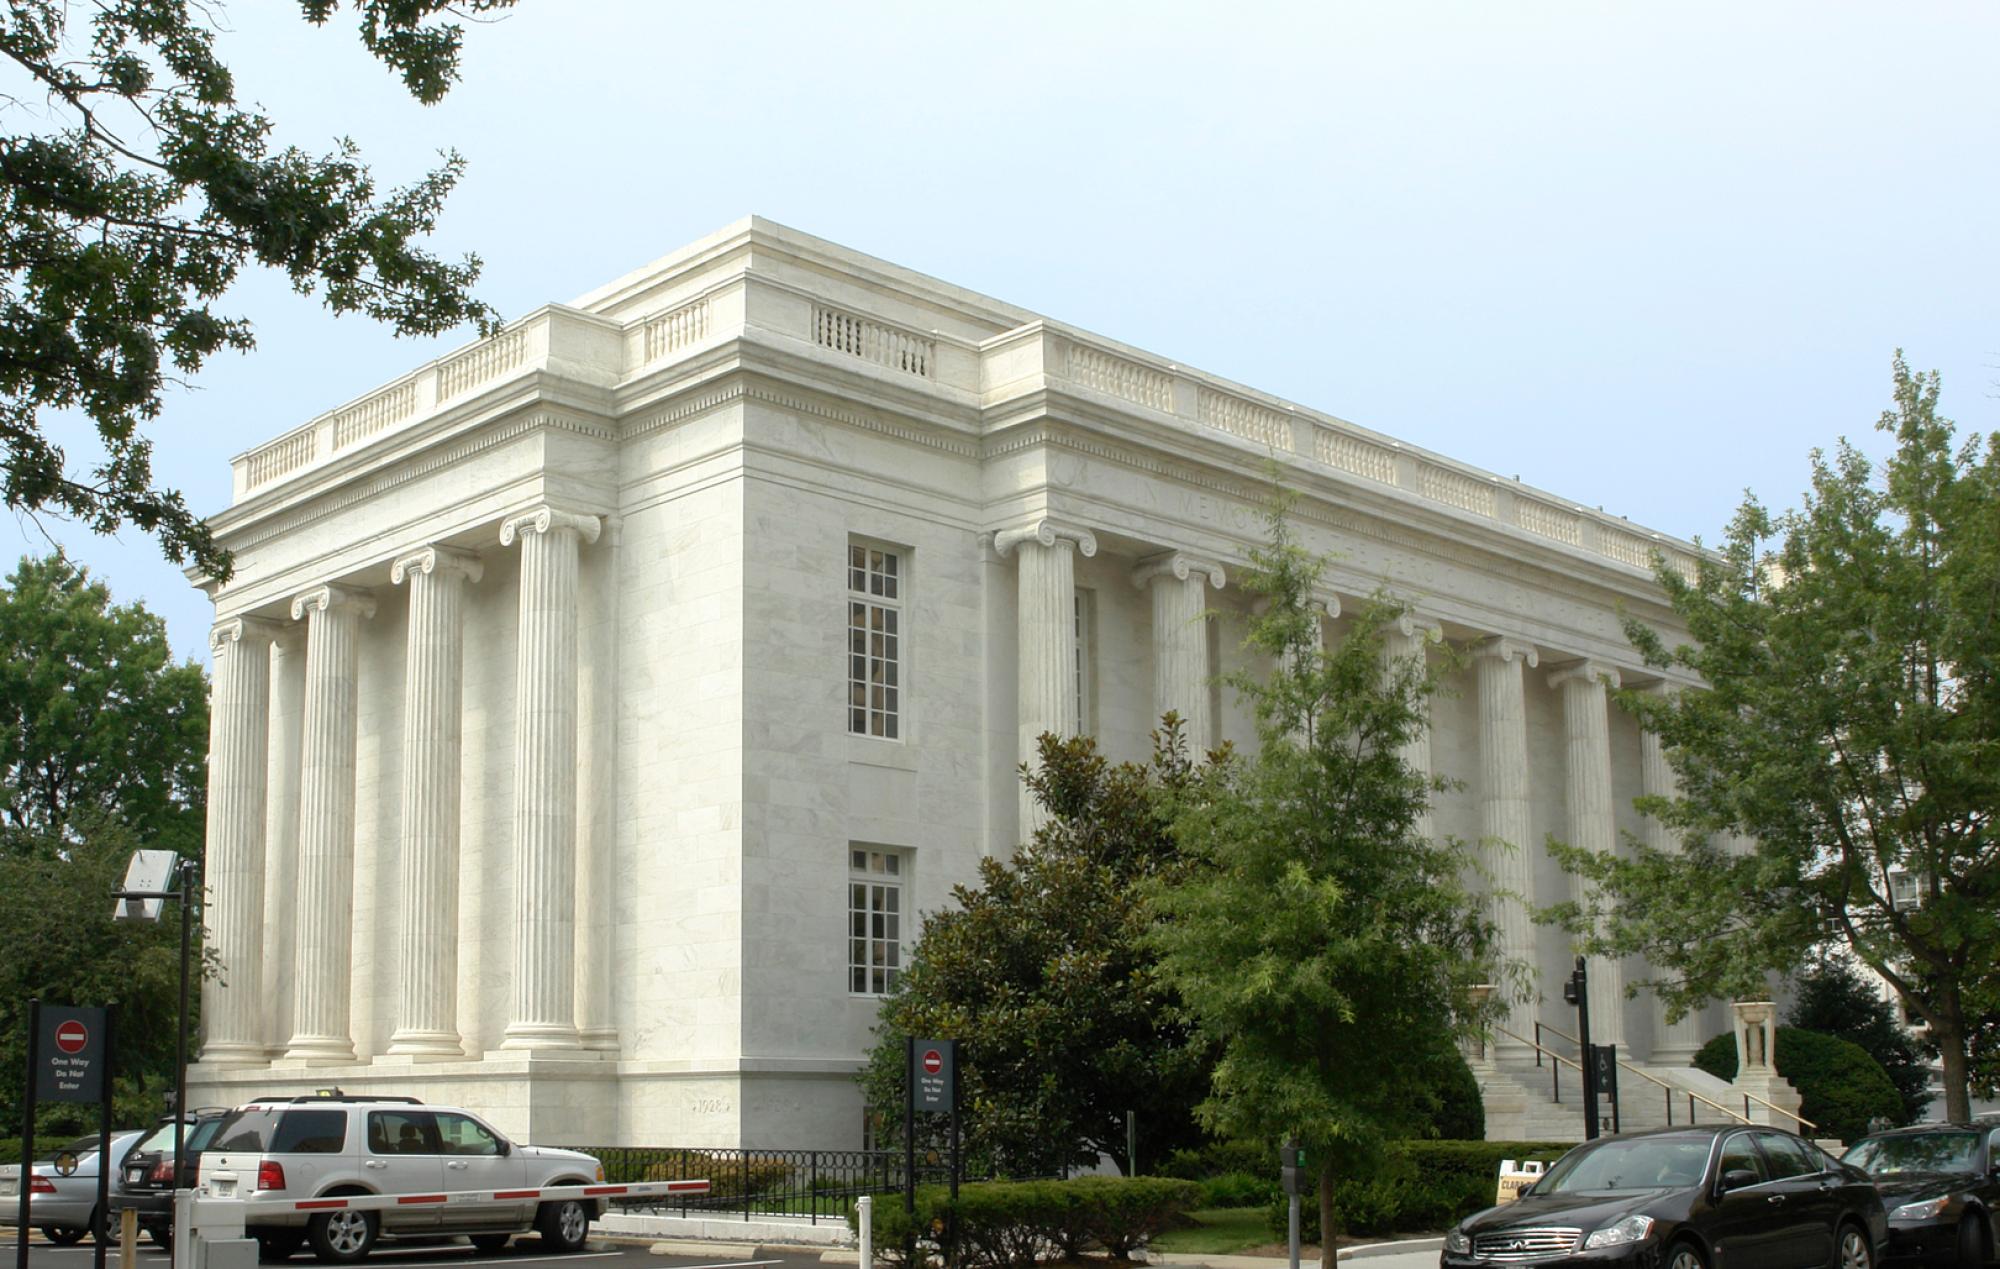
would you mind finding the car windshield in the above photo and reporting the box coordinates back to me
[1844,1133,1981,1176]
[1536,1137,1712,1192]
[134,1119,224,1156]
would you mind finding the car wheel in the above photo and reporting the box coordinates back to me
[1960,1215,1992,1268]
[1838,1223,1874,1269]
[42,1226,85,1247]
[91,1207,121,1247]
[257,1230,307,1262]
[468,1234,511,1252]
[1665,1238,1709,1269]
[307,1209,379,1264]
[535,1199,590,1253]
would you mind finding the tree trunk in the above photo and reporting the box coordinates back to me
[1319,1168,1337,1269]
[1935,1023,1971,1124]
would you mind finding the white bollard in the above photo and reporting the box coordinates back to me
[857,1195,872,1269]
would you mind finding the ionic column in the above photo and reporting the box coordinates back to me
[1639,682,1704,1062]
[388,546,482,1056]
[1380,614,1440,841]
[500,505,601,1049]
[262,632,305,1055]
[1474,637,1539,1044]
[1133,551,1226,751]
[1549,659,1625,1048]
[201,615,280,1063]
[285,584,376,1062]
[993,518,1097,832]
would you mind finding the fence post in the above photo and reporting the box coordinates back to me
[857,1196,873,1269]
[810,1152,819,1225]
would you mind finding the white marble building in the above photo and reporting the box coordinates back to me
[188,217,1751,1147]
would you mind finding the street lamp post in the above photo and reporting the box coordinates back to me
[112,852,198,1222]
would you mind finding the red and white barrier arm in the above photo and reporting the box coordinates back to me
[233,1179,711,1214]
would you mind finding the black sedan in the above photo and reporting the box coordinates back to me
[1841,1124,2000,1266]
[109,1110,230,1250]
[1442,1125,1887,1269]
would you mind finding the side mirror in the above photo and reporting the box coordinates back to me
[1719,1169,1759,1193]
[496,1139,511,1157]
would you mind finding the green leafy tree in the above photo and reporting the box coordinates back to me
[0,556,209,1135]
[1552,356,2000,1123]
[1693,1027,1903,1143]
[861,728,1212,1177]
[1785,954,1931,1124]
[0,554,208,857]
[1145,501,1504,1268]
[0,0,510,578]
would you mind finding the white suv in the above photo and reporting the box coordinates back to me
[197,1095,604,1263]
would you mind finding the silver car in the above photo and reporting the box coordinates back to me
[0,1131,146,1245]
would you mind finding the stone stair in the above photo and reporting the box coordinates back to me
[1476,1052,1758,1143]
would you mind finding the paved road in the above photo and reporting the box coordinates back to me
[0,1234,826,1269]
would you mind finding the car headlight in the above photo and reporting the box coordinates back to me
[1892,1198,1950,1221]
[1583,1215,1657,1249]
[1445,1229,1472,1254]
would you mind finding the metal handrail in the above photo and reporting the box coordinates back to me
[1496,1024,1584,1071]
[1530,1019,1816,1133]
[1739,1090,1816,1133]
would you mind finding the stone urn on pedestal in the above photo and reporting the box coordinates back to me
[1728,1000,1806,1130]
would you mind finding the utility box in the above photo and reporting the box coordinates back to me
[175,1194,255,1269]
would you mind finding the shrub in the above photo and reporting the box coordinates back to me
[1199,1171,1276,1208]
[1693,1026,1903,1142]
[1429,1051,1487,1141]
[848,1176,1202,1269]
[1266,1140,1573,1242]
[637,1150,794,1198]
[1159,1138,1270,1181]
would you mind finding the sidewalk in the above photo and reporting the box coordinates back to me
[1149,1237,1442,1269]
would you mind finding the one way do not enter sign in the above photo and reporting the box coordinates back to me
[36,1006,106,1103]
[913,1038,955,1112]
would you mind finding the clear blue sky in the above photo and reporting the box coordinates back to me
[9,2,1996,661]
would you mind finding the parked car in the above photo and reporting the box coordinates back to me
[0,1130,147,1245]
[1841,1124,2000,1266]
[110,1108,233,1250]
[1441,1125,1887,1269]
[197,1094,605,1263]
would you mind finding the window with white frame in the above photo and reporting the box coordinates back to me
[849,848,906,995]
[848,543,903,739]
[1074,589,1095,734]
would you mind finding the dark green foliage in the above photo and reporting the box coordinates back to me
[0,2,510,577]
[1264,1141,1573,1242]
[848,1177,1202,1269]
[0,556,209,1137]
[860,730,1210,1177]
[1430,1050,1487,1141]
[1692,1028,1903,1142]
[1786,956,1931,1123]
[1548,356,2000,1123]
[1147,497,1508,1262]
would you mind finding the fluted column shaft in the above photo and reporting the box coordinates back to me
[1640,684,1704,1060]
[286,585,375,1062]
[1551,660,1624,1048]
[502,506,600,1049]
[1380,615,1438,842]
[1135,552,1226,752]
[1475,637,1539,1041]
[389,547,481,1056]
[995,519,1096,835]
[262,634,305,1055]
[202,616,278,1063]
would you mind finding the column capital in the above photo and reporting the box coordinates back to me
[392,544,485,587]
[1547,659,1623,692]
[290,583,376,623]
[500,504,603,548]
[1132,550,1226,591]
[1471,635,1538,668]
[1391,612,1442,642]
[209,615,284,657]
[992,517,1097,559]
[1251,589,1339,619]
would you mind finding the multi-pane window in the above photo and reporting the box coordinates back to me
[848,544,902,739]
[849,848,905,995]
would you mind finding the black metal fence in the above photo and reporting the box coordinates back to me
[585,1147,969,1226]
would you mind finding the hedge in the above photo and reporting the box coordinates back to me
[1693,1027,1902,1143]
[849,1176,1201,1269]
[1266,1140,1575,1242]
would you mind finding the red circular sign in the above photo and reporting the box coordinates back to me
[54,1020,89,1055]
[922,1049,943,1075]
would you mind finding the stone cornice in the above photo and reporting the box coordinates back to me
[500,504,604,548]
[290,583,377,623]
[391,545,485,587]
[1471,636,1539,669]
[1132,551,1227,591]
[208,615,284,657]
[1547,660,1623,692]
[991,518,1098,559]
